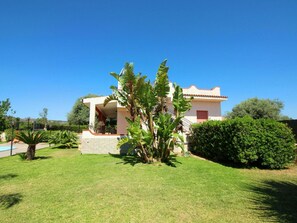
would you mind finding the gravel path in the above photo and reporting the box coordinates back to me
[0,142,49,158]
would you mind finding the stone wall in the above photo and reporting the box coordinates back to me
[81,131,128,155]
[81,130,189,155]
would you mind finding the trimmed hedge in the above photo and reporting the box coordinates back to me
[48,124,88,133]
[189,117,296,169]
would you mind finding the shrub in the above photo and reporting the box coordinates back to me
[48,124,88,133]
[189,117,296,169]
[280,120,297,141]
[16,131,46,160]
[48,131,78,148]
[41,130,61,142]
[4,129,20,142]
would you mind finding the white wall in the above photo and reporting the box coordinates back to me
[183,85,221,96]
[185,101,222,123]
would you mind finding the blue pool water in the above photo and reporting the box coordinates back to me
[0,146,16,152]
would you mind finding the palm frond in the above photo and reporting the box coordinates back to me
[16,131,45,145]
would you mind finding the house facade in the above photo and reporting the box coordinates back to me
[81,83,227,154]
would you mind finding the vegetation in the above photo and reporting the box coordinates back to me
[0,99,11,131]
[190,117,296,169]
[281,119,297,141]
[38,108,48,130]
[38,130,59,142]
[47,124,88,132]
[104,60,191,163]
[15,131,46,160]
[4,128,16,142]
[48,130,78,148]
[227,98,289,120]
[0,148,296,222]
[67,94,98,126]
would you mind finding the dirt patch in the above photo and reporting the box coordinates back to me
[240,165,297,178]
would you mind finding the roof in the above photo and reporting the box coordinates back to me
[183,94,228,99]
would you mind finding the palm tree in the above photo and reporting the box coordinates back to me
[16,131,45,160]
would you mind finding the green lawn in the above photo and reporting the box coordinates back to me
[0,148,296,223]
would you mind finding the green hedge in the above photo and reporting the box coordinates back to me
[48,124,88,133]
[189,117,296,169]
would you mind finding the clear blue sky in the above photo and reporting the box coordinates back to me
[0,0,296,120]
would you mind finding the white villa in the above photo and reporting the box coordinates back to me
[81,82,227,154]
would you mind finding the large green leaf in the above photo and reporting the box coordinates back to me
[154,60,170,98]
[172,83,192,116]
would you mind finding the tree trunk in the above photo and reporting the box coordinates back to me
[26,145,36,160]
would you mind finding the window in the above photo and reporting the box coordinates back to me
[197,110,208,123]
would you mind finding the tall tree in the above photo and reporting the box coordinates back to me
[68,94,98,125]
[227,98,286,120]
[0,99,11,131]
[39,108,48,130]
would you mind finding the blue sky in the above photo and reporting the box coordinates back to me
[0,0,296,120]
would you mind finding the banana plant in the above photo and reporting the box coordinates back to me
[107,60,192,163]
[104,63,146,121]
[117,117,154,163]
[154,60,170,114]
[172,84,192,117]
[155,113,184,162]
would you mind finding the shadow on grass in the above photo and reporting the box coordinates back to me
[50,145,79,149]
[108,154,182,167]
[0,193,23,209]
[17,153,52,161]
[248,180,297,223]
[34,156,52,160]
[0,174,18,181]
[189,151,280,169]
[108,154,141,166]
[166,155,182,167]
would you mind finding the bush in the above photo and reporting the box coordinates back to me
[47,124,88,133]
[4,129,74,143]
[280,120,297,141]
[4,129,18,142]
[48,131,78,148]
[189,117,296,169]
[41,130,61,142]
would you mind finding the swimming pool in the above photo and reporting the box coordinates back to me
[0,146,16,152]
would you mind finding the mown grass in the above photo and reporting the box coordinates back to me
[0,148,296,223]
